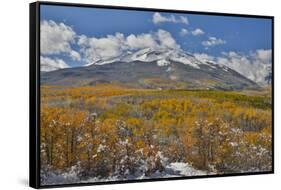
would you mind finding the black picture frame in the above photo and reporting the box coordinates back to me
[30,1,274,189]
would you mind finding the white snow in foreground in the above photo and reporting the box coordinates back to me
[41,166,80,185]
[165,162,207,176]
[41,161,207,185]
[83,162,207,183]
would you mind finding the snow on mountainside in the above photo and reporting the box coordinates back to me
[41,47,271,88]
[84,48,206,70]
[42,49,258,90]
[41,47,272,86]
[82,48,271,85]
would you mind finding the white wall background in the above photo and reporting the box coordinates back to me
[0,0,279,189]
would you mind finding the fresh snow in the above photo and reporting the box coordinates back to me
[84,162,207,183]
[166,162,206,176]
[41,159,208,185]
[84,57,121,66]
[170,56,200,69]
[42,46,272,85]
[41,150,211,186]
[157,59,170,66]
[83,48,207,70]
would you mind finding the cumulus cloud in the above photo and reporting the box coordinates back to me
[179,16,189,24]
[255,49,272,63]
[126,33,158,50]
[40,21,271,85]
[40,56,69,72]
[180,28,189,36]
[78,33,127,63]
[69,50,81,61]
[78,29,180,64]
[180,28,205,37]
[156,29,179,49]
[153,12,188,24]
[191,28,205,36]
[218,50,272,84]
[202,37,226,47]
[41,20,81,61]
[193,49,272,85]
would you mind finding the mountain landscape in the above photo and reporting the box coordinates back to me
[41,48,261,90]
[39,8,272,186]
[40,41,272,186]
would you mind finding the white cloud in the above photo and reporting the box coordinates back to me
[217,49,272,84]
[69,50,81,61]
[179,16,189,25]
[191,28,205,36]
[180,28,189,36]
[40,21,271,85]
[126,33,158,50]
[78,33,126,63]
[78,29,180,64]
[41,20,80,61]
[156,29,180,49]
[40,56,69,72]
[152,12,188,24]
[193,50,272,85]
[180,28,205,37]
[255,49,272,63]
[202,37,226,47]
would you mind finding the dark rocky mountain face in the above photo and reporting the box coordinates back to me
[41,58,259,90]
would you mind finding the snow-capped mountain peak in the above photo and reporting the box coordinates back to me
[84,48,211,70]
[44,47,271,86]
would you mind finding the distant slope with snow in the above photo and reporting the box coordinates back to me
[84,48,206,69]
[83,48,271,86]
[41,48,260,90]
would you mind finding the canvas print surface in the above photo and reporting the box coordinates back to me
[39,4,273,186]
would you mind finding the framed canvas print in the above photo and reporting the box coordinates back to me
[29,1,274,188]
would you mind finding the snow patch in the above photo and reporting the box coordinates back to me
[157,59,170,66]
[166,162,207,176]
[170,56,200,69]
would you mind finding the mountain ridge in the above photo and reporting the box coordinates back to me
[41,49,259,90]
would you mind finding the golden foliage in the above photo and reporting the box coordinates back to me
[40,85,272,178]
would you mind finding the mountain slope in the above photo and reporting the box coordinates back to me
[41,49,259,90]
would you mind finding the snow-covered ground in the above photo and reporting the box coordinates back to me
[41,162,208,185]
[165,162,207,176]
[84,162,207,183]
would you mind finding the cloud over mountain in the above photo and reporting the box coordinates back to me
[78,29,180,64]
[194,49,272,85]
[39,20,272,85]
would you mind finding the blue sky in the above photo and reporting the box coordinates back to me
[40,4,272,67]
